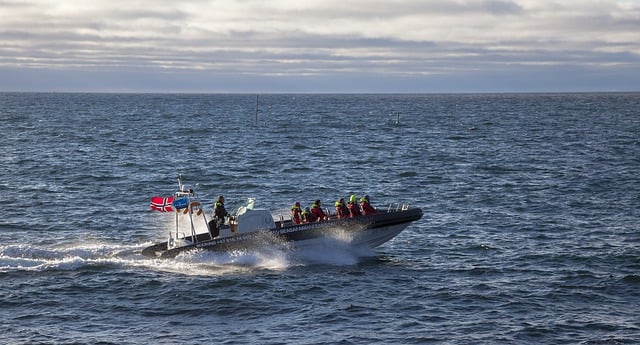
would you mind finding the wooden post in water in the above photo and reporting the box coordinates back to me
[255,94,259,124]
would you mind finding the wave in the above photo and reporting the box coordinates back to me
[0,242,142,273]
[0,235,377,276]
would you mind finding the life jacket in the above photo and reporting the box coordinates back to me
[291,205,301,224]
[360,200,377,215]
[347,202,361,217]
[301,209,313,223]
[310,203,325,222]
[214,201,228,223]
[334,201,349,219]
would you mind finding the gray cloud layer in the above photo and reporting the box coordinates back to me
[1,0,639,92]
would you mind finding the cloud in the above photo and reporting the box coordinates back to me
[0,0,639,92]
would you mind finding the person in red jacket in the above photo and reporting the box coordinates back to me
[360,195,377,215]
[347,194,362,218]
[334,198,349,219]
[291,201,302,224]
[310,199,327,221]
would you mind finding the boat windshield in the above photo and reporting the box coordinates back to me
[235,198,256,216]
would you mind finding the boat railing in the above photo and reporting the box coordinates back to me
[171,189,212,246]
[175,191,193,198]
[387,203,411,212]
[168,231,191,249]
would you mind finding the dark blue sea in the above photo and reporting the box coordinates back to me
[1,93,639,344]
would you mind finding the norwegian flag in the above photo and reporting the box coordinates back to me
[150,196,174,212]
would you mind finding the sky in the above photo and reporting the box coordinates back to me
[1,0,639,93]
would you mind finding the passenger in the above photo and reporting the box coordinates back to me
[213,195,230,224]
[310,199,327,222]
[291,201,302,224]
[360,195,377,215]
[334,198,349,219]
[301,207,313,223]
[347,194,362,218]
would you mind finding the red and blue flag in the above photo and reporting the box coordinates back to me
[150,196,174,212]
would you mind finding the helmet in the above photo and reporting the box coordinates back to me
[294,201,301,207]
[349,195,357,203]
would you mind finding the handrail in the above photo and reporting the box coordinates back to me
[387,203,411,212]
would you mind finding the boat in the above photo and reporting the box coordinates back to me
[142,177,423,259]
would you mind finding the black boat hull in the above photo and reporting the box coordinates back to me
[142,208,423,258]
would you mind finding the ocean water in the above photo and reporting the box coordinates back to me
[1,92,639,344]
